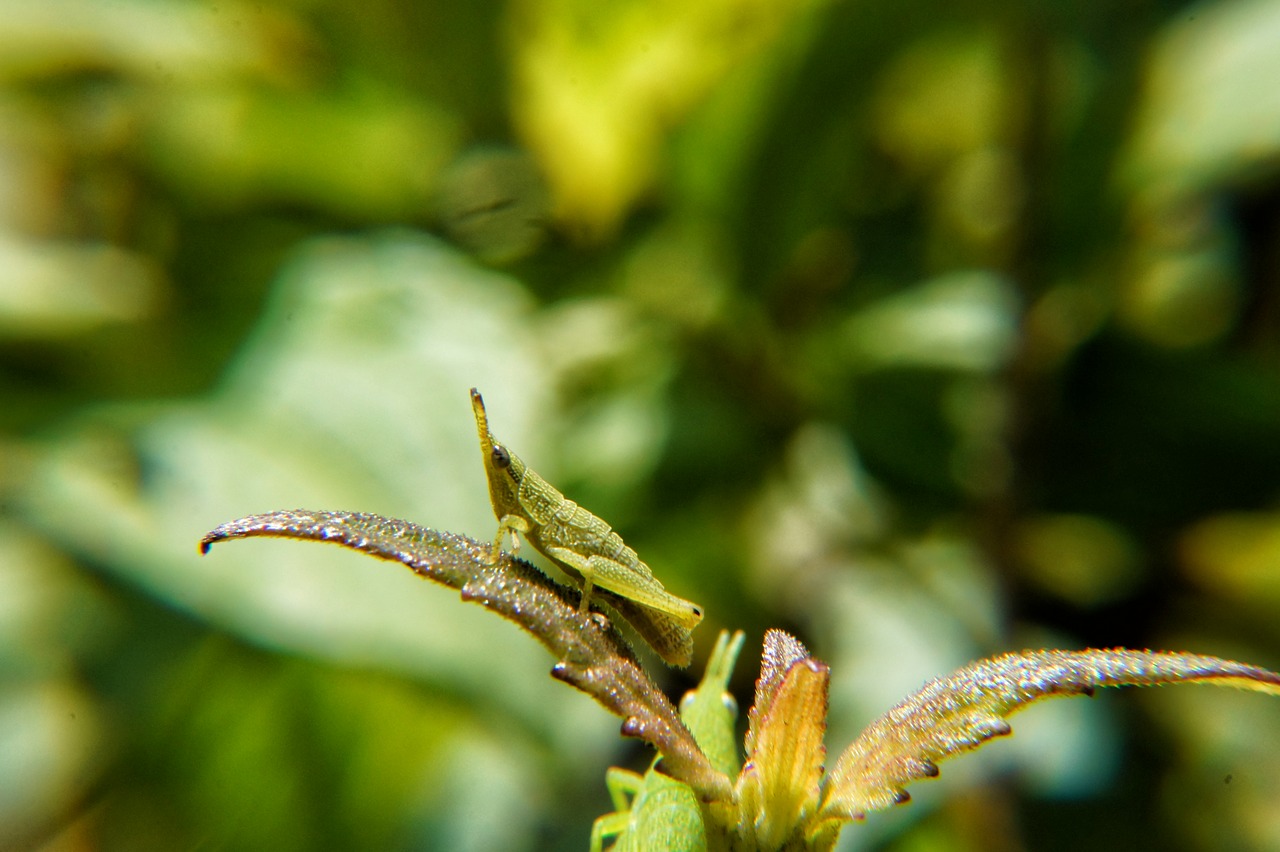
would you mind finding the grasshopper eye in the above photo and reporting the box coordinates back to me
[491,446,511,468]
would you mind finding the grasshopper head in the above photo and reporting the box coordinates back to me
[471,388,527,518]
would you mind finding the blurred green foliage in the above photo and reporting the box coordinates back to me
[3,0,1280,850]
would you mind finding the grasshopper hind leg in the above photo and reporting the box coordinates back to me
[544,545,698,668]
[543,545,604,613]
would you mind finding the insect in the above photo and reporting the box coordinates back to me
[471,388,704,666]
[589,630,744,852]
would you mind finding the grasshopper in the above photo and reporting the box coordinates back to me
[590,630,744,852]
[471,388,704,666]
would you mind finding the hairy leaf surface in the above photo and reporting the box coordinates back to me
[819,648,1280,822]
[200,509,733,801]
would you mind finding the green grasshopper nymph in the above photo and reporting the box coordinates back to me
[470,388,704,666]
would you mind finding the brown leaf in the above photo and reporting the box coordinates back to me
[818,648,1280,823]
[199,509,733,801]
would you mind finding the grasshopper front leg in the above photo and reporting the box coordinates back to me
[489,513,531,564]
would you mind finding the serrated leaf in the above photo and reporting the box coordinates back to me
[598,631,746,852]
[734,630,829,850]
[817,648,1280,823]
[745,629,813,760]
[199,509,733,802]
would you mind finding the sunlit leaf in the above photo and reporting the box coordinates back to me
[818,648,1280,822]
[735,630,828,850]
[598,630,745,852]
[745,628,812,759]
[200,509,734,803]
[508,0,820,237]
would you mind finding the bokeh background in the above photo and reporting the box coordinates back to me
[3,0,1280,849]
